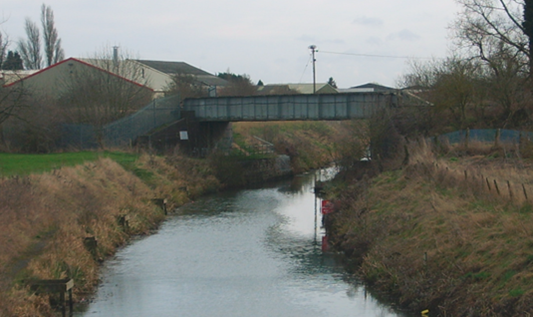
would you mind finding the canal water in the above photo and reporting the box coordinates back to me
[79,170,413,317]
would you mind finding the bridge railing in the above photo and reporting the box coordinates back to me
[182,92,398,122]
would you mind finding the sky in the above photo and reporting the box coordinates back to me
[1,0,460,89]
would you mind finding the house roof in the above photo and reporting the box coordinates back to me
[134,60,211,76]
[134,60,228,87]
[256,84,295,95]
[257,83,337,95]
[288,83,336,94]
[195,75,228,87]
[350,83,395,91]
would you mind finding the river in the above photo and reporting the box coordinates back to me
[79,170,414,317]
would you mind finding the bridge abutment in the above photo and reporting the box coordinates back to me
[180,111,231,156]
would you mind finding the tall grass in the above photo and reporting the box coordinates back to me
[327,139,533,316]
[0,153,220,316]
[232,121,364,172]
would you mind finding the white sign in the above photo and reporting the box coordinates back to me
[179,131,189,140]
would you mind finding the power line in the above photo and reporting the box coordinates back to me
[318,50,438,60]
[298,53,312,83]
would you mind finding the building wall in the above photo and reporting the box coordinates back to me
[7,59,154,99]
[7,60,92,97]
[127,60,172,93]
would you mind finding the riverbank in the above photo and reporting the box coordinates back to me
[324,140,533,316]
[0,120,351,316]
[78,169,403,317]
[0,154,221,316]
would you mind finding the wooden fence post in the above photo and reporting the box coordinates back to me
[494,180,501,196]
[507,181,513,200]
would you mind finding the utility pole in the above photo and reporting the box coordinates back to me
[309,45,317,94]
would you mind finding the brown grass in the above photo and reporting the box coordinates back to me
[232,121,360,172]
[327,139,533,316]
[0,121,362,315]
[0,154,221,316]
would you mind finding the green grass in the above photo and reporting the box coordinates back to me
[0,151,139,176]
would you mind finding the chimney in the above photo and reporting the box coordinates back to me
[113,46,119,64]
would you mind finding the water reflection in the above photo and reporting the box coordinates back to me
[79,170,413,317]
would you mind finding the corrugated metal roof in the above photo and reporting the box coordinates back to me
[288,83,328,94]
[135,60,212,76]
[257,83,337,95]
[351,83,394,91]
[196,75,229,87]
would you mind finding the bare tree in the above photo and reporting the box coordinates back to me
[0,85,26,125]
[481,43,532,126]
[454,0,531,74]
[400,56,484,129]
[41,4,64,67]
[217,72,257,96]
[18,18,41,69]
[165,73,209,99]
[16,4,64,70]
[0,31,9,69]
[57,47,153,146]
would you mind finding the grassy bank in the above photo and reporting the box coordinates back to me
[0,121,353,316]
[325,141,533,316]
[0,154,219,316]
[232,120,361,172]
[0,151,139,177]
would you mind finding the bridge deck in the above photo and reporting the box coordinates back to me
[182,92,399,122]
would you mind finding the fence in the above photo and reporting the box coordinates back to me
[59,94,181,149]
[438,129,533,145]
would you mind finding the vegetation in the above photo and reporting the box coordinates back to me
[0,151,138,176]
[232,121,364,173]
[398,1,533,133]
[0,153,219,316]
[324,137,533,316]
[216,72,257,96]
[0,119,359,315]
[58,48,152,127]
[165,73,209,99]
[17,4,64,70]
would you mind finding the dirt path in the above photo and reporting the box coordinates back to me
[1,229,56,291]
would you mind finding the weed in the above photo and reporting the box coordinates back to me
[509,288,525,297]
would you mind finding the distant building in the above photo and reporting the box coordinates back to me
[0,70,39,86]
[4,58,154,98]
[257,83,338,95]
[4,57,227,99]
[337,83,396,93]
[81,59,228,98]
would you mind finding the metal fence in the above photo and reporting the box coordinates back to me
[59,94,181,149]
[438,129,533,145]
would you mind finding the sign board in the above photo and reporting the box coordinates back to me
[321,200,334,215]
[179,131,189,140]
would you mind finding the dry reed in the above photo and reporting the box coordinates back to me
[328,138,533,316]
[0,154,221,316]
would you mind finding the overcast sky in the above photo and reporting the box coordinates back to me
[2,0,460,88]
